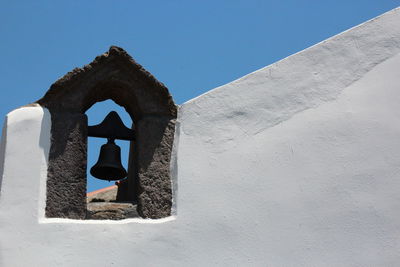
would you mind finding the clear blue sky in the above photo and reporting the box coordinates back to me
[0,1,399,192]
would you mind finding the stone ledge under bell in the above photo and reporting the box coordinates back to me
[87,202,139,220]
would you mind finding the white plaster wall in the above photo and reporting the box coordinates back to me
[1,7,400,267]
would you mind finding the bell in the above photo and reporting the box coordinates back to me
[90,139,127,181]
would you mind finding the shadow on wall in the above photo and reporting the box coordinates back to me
[0,117,8,196]
[38,108,51,220]
[39,108,51,165]
[169,118,180,216]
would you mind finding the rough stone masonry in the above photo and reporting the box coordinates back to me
[37,46,177,219]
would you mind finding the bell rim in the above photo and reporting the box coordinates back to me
[90,164,127,181]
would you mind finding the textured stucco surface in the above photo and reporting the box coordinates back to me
[1,7,400,266]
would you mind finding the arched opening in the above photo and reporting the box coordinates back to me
[86,100,132,193]
[85,100,140,219]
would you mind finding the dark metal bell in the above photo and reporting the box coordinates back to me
[90,139,127,181]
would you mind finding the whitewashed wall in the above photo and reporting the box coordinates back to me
[1,7,400,267]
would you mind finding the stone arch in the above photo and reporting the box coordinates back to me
[37,46,177,219]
